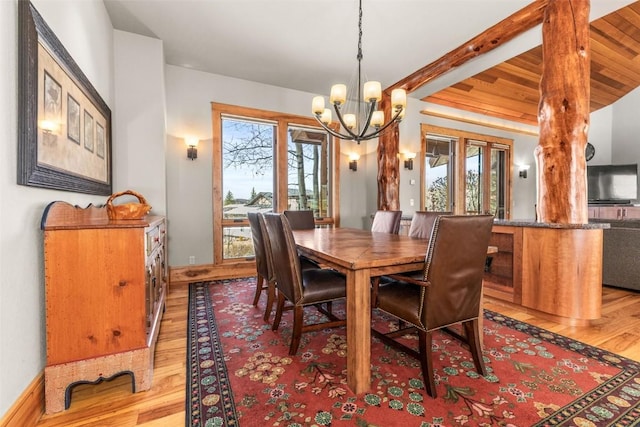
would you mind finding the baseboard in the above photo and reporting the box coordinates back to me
[0,372,44,427]
[170,262,255,285]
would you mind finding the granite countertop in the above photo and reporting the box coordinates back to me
[494,219,610,229]
[400,214,610,229]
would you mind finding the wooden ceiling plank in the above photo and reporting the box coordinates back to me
[463,75,540,103]
[426,87,537,117]
[424,97,539,125]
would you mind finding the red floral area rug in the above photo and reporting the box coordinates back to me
[186,278,640,426]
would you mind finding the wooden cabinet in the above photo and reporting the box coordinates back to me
[483,225,522,304]
[589,205,640,219]
[484,223,603,325]
[41,202,167,414]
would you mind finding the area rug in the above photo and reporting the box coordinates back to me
[187,278,640,426]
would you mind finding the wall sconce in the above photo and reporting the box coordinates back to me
[185,136,199,160]
[404,152,416,170]
[39,120,58,134]
[518,164,530,179]
[348,153,360,172]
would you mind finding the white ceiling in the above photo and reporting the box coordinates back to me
[103,0,635,101]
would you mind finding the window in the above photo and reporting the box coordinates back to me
[212,103,339,263]
[424,135,454,212]
[421,124,512,218]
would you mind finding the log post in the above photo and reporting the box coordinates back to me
[377,96,400,211]
[536,0,590,224]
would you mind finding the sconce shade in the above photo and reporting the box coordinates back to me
[518,164,530,178]
[349,160,358,171]
[186,136,199,160]
[404,158,414,170]
[187,145,198,160]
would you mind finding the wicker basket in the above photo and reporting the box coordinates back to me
[106,190,152,220]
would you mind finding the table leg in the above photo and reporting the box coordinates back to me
[346,268,371,394]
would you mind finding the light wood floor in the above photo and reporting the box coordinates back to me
[35,283,640,426]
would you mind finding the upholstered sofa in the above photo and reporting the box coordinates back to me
[598,219,640,291]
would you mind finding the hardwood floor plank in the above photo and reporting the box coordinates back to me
[34,282,639,425]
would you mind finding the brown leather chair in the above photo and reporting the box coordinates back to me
[372,214,494,398]
[407,211,452,239]
[371,210,402,234]
[283,210,320,267]
[248,212,277,322]
[248,212,317,322]
[283,210,315,230]
[262,213,346,355]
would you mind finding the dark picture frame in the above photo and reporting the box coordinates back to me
[18,0,112,195]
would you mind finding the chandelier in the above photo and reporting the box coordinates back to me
[311,0,407,144]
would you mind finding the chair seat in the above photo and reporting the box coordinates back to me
[377,281,422,327]
[300,268,346,304]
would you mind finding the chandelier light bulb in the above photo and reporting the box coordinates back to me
[312,96,325,115]
[363,81,382,102]
[330,84,347,106]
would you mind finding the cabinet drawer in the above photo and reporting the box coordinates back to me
[146,222,165,256]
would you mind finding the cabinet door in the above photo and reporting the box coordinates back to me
[598,207,622,219]
[622,207,640,219]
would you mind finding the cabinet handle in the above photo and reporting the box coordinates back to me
[118,280,128,287]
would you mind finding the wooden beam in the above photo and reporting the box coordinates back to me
[536,0,590,224]
[388,0,550,93]
[377,0,549,210]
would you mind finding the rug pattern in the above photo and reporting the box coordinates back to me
[187,278,640,427]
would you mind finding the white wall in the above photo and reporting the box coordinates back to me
[0,0,114,417]
[612,86,640,165]
[113,30,167,215]
[164,65,372,265]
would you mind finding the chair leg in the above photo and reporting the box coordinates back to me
[463,319,487,376]
[272,293,286,331]
[289,306,304,355]
[418,330,437,398]
[252,273,265,306]
[263,280,276,322]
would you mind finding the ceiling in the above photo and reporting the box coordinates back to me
[103,0,638,126]
[424,1,640,126]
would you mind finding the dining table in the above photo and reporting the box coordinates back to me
[292,227,429,394]
[293,226,499,394]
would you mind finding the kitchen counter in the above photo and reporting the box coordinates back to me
[485,222,604,326]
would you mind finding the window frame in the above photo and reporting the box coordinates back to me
[212,103,340,265]
[420,124,513,218]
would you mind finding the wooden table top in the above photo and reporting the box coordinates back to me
[293,228,429,271]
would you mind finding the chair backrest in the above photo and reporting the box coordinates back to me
[247,212,272,281]
[408,211,452,239]
[262,213,303,304]
[283,210,315,230]
[421,215,494,331]
[371,210,402,234]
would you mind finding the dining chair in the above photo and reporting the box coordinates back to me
[371,214,494,398]
[371,210,402,234]
[248,212,318,323]
[248,212,277,322]
[407,211,452,239]
[283,210,321,268]
[283,210,315,230]
[262,213,347,355]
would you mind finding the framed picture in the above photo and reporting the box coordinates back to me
[67,94,80,144]
[18,1,112,195]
